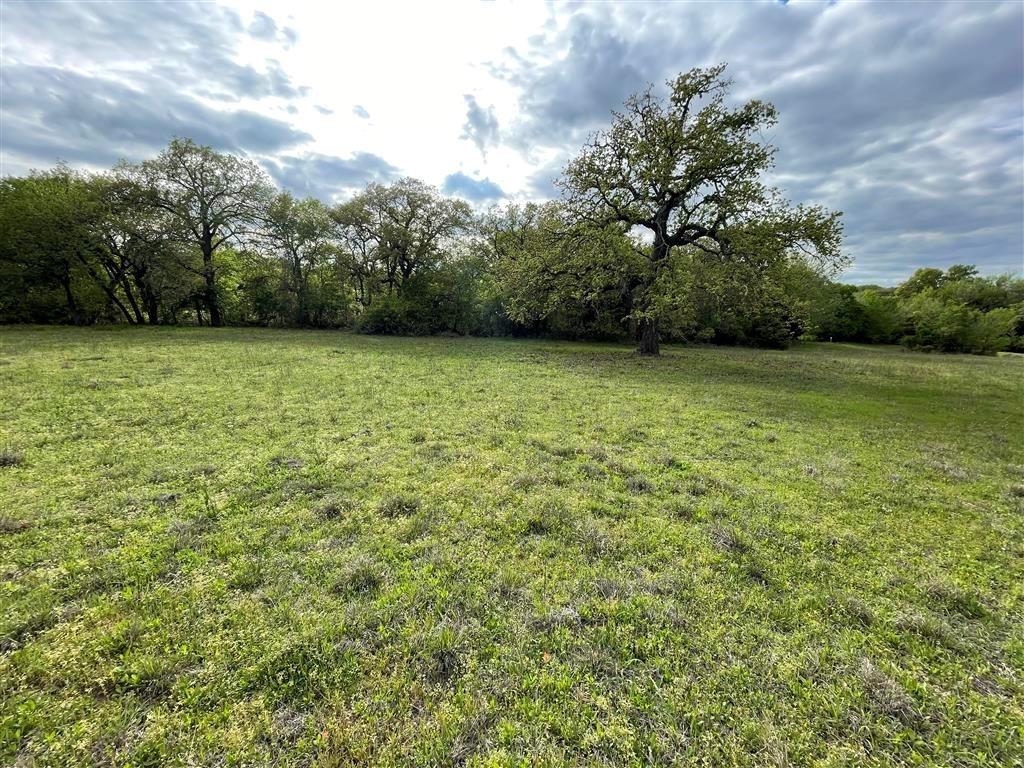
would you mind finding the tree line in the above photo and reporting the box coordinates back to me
[2,65,1020,354]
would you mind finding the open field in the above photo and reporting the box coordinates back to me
[1,327,1022,767]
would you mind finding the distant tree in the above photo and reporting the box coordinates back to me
[0,168,97,324]
[895,267,946,298]
[263,192,338,325]
[901,292,1015,354]
[129,138,274,326]
[333,179,473,303]
[91,175,202,325]
[855,288,901,343]
[556,63,844,354]
[0,168,155,323]
[944,264,979,283]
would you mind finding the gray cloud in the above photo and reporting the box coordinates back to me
[491,2,1024,282]
[188,59,309,102]
[316,106,335,116]
[266,152,401,201]
[0,64,311,170]
[248,11,278,40]
[442,172,506,203]
[0,0,310,172]
[460,95,500,157]
[247,9,299,47]
[353,105,371,120]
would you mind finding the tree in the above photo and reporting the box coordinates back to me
[130,138,274,326]
[0,168,117,324]
[263,192,338,325]
[333,178,473,303]
[487,202,642,337]
[855,289,901,343]
[557,63,844,354]
[895,267,945,298]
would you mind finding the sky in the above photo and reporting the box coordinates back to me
[1,0,1022,283]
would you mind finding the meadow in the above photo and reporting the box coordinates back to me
[0,326,1021,767]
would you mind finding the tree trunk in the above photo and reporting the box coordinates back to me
[61,273,83,325]
[636,231,669,356]
[638,316,660,356]
[293,258,308,326]
[201,231,222,327]
[145,292,160,325]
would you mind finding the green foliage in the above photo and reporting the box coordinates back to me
[1,135,1020,357]
[1,328,1021,765]
[796,266,1023,355]
[555,63,845,353]
[901,293,1015,354]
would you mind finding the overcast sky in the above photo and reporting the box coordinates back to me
[2,0,1021,283]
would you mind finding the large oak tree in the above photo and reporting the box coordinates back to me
[557,64,844,354]
[131,138,274,326]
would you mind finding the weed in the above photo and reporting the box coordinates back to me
[840,596,876,627]
[625,474,653,494]
[522,499,567,535]
[709,524,748,553]
[0,516,32,534]
[269,457,304,470]
[377,494,420,518]
[857,658,918,724]
[894,611,962,650]
[317,498,355,520]
[333,555,383,596]
[0,448,24,468]
[922,578,986,618]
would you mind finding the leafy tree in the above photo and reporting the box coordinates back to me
[129,138,274,326]
[0,168,134,323]
[263,192,339,325]
[656,250,811,348]
[855,289,901,343]
[556,64,844,354]
[89,175,202,325]
[333,179,473,304]
[487,202,642,338]
[901,292,1015,354]
[895,267,946,298]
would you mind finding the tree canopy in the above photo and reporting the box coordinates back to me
[554,63,845,354]
[1,68,1020,356]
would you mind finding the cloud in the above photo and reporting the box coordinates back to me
[188,59,309,102]
[526,162,562,200]
[1,0,1020,282]
[0,64,311,170]
[489,1,1024,282]
[460,95,499,157]
[266,152,401,201]
[248,11,278,40]
[247,10,296,46]
[442,172,505,203]
[0,0,310,171]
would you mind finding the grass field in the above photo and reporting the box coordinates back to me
[1,327,1022,767]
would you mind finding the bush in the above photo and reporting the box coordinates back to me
[902,293,1014,354]
[358,294,431,335]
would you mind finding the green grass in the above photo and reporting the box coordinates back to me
[1,326,1022,767]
